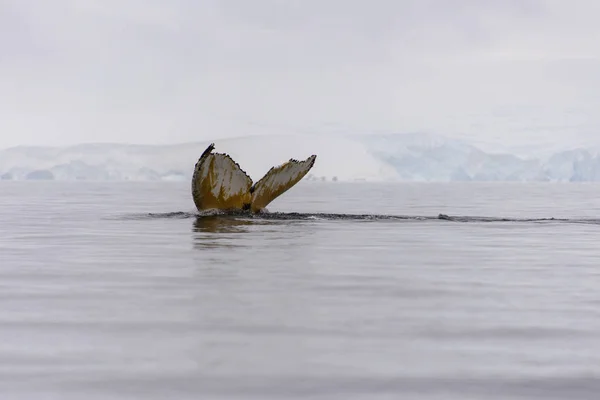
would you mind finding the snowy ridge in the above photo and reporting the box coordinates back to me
[0,135,397,182]
[2,133,600,182]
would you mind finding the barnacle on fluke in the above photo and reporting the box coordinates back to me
[191,143,317,213]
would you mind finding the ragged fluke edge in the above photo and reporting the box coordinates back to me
[191,143,317,213]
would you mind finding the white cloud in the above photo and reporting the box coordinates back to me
[1,0,600,150]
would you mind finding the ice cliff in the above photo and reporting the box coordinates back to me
[2,133,600,182]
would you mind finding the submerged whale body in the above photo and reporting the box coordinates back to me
[191,143,317,213]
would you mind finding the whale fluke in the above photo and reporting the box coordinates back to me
[191,143,316,213]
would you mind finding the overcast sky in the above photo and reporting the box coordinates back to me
[2,0,600,149]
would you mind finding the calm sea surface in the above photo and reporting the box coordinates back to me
[1,181,600,400]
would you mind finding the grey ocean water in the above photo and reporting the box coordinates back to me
[2,181,600,399]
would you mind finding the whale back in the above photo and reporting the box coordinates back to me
[249,155,317,212]
[191,144,253,212]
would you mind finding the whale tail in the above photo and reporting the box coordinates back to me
[191,143,316,213]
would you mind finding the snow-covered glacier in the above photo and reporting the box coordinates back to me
[2,133,600,182]
[355,133,552,182]
[0,135,398,183]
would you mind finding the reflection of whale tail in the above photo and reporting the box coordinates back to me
[191,143,316,213]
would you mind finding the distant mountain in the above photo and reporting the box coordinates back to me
[2,133,600,182]
[355,133,548,181]
[0,135,397,182]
